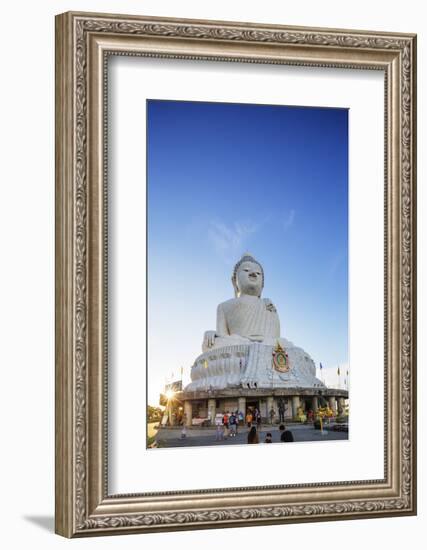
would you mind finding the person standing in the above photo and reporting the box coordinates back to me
[256,408,262,428]
[247,426,259,444]
[238,410,244,427]
[269,407,275,425]
[222,411,230,438]
[222,411,229,428]
[253,408,259,427]
[278,399,286,423]
[215,413,224,441]
[246,410,253,428]
[229,412,237,437]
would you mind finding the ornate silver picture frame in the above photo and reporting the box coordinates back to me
[55,11,417,537]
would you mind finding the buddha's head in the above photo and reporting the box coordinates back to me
[232,254,264,298]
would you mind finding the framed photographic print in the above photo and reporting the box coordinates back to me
[55,11,417,537]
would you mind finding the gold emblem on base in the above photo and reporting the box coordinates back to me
[272,342,290,373]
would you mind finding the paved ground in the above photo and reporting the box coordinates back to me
[153,423,348,448]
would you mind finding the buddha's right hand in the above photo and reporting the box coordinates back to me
[203,330,217,349]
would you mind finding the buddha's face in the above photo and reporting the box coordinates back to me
[236,261,263,297]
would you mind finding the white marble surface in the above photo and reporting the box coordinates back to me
[186,338,325,391]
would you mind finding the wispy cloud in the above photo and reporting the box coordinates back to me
[208,220,259,262]
[283,209,295,231]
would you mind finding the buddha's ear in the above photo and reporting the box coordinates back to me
[231,275,239,297]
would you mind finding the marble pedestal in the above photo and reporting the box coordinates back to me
[185,340,325,393]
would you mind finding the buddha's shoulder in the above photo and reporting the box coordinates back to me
[217,298,239,311]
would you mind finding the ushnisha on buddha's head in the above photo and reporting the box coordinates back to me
[232,254,264,298]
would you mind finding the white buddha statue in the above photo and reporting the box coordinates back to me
[202,253,284,352]
[185,253,324,391]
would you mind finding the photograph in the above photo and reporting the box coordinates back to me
[147,99,350,449]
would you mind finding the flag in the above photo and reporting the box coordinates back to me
[337,367,341,376]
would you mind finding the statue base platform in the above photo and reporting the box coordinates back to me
[185,340,325,392]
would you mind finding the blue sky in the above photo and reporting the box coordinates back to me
[147,99,348,405]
